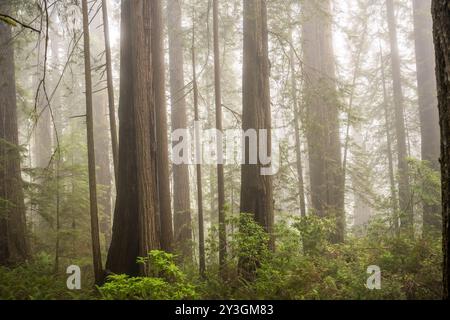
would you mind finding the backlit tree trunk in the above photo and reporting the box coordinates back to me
[289,30,306,218]
[167,0,192,260]
[413,0,441,231]
[301,0,345,242]
[151,0,174,253]
[381,48,400,233]
[81,0,103,284]
[93,94,113,249]
[101,0,119,182]
[191,27,205,276]
[386,0,413,233]
[213,0,227,274]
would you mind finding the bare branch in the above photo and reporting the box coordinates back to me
[0,13,41,33]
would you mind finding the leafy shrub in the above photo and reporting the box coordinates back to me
[201,214,442,300]
[99,250,197,300]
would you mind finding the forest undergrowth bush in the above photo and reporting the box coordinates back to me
[0,252,95,300]
[199,214,442,300]
[99,251,198,300]
[0,215,442,300]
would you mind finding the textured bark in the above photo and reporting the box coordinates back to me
[106,0,160,276]
[241,0,274,248]
[0,6,30,265]
[167,0,192,260]
[413,0,441,231]
[386,0,413,233]
[431,0,450,300]
[213,0,227,274]
[301,0,344,242]
[81,0,103,284]
[151,0,174,253]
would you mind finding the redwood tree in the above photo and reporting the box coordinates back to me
[412,0,441,231]
[167,0,193,260]
[240,0,274,249]
[106,0,160,276]
[213,0,227,274]
[0,4,30,265]
[151,0,174,253]
[301,0,344,242]
[431,0,450,300]
[81,0,103,284]
[386,0,413,233]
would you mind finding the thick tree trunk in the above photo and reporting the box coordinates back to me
[301,0,345,242]
[240,0,274,248]
[431,0,450,300]
[106,0,160,276]
[413,0,441,231]
[0,7,30,265]
[213,0,227,274]
[81,0,103,284]
[151,0,174,253]
[167,0,192,260]
[386,0,413,233]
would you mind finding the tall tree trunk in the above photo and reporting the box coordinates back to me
[191,27,205,277]
[101,0,119,183]
[431,0,450,300]
[380,48,400,233]
[289,31,306,218]
[81,0,103,284]
[301,0,345,242]
[213,0,227,274]
[386,0,413,233]
[412,0,441,232]
[50,25,63,273]
[167,0,192,260]
[0,5,30,265]
[151,0,174,253]
[241,0,274,248]
[93,94,113,250]
[106,0,160,276]
[91,0,113,252]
